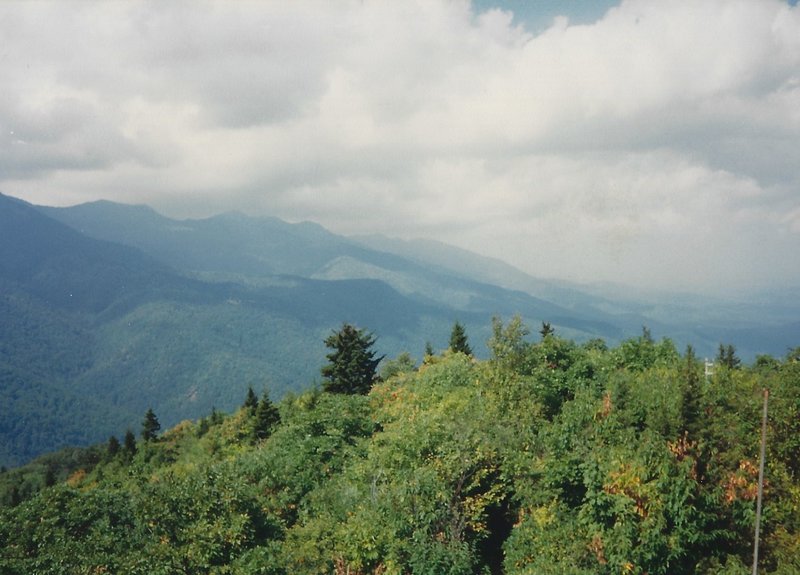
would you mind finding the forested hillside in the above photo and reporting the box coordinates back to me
[2,320,798,574]
[0,194,479,466]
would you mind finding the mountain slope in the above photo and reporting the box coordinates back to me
[3,341,800,573]
[1,195,456,465]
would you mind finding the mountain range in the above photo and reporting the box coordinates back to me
[1,191,798,466]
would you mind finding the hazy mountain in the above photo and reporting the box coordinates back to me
[42,201,403,280]
[42,198,800,359]
[41,199,630,338]
[350,234,800,360]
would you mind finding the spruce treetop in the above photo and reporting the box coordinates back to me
[449,321,472,356]
[321,323,383,394]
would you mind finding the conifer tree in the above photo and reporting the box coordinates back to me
[141,408,161,442]
[243,386,259,413]
[321,323,383,394]
[8,484,21,507]
[449,321,472,356]
[716,343,741,370]
[540,321,554,339]
[107,435,121,458]
[254,390,280,441]
[123,429,137,457]
[43,466,56,487]
[210,406,223,426]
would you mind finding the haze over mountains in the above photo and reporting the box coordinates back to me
[1,192,798,466]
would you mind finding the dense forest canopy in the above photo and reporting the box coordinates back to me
[1,318,799,574]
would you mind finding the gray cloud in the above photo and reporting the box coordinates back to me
[1,0,798,295]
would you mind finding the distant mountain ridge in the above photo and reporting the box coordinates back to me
[40,197,800,356]
[41,199,627,337]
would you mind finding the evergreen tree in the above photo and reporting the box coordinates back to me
[726,344,740,369]
[210,406,223,426]
[424,341,435,357]
[197,416,210,437]
[539,321,554,339]
[107,435,121,459]
[449,321,473,356]
[321,323,383,394]
[141,408,161,442]
[123,429,137,457]
[716,343,741,370]
[243,386,259,414]
[254,390,280,441]
[8,484,21,507]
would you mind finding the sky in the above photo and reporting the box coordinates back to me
[1,0,799,296]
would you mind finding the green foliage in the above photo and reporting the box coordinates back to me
[321,323,383,395]
[106,435,120,459]
[379,351,417,380]
[141,408,161,442]
[449,321,473,356]
[717,343,742,370]
[243,386,259,413]
[2,318,799,574]
[487,315,531,372]
[123,429,137,458]
[253,390,280,441]
[615,328,680,372]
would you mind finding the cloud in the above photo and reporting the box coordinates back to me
[1,0,798,294]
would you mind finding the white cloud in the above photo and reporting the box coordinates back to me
[1,0,798,294]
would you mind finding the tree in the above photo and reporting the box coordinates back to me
[540,321,554,339]
[243,386,259,414]
[107,435,120,459]
[449,321,473,356]
[254,390,281,441]
[321,323,383,394]
[487,315,530,369]
[141,408,161,442]
[43,466,56,487]
[716,343,741,370]
[380,352,416,380]
[123,429,137,457]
